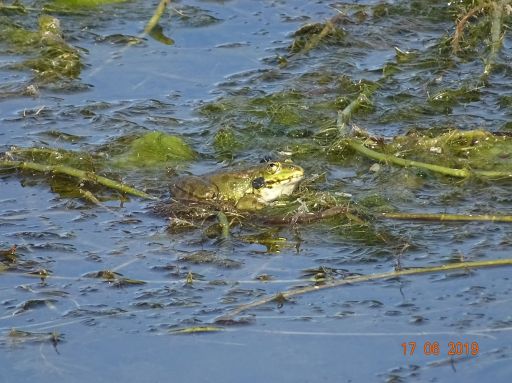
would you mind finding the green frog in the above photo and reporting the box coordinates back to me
[170,161,304,210]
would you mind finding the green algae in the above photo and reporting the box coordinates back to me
[0,19,39,52]
[1,14,83,82]
[428,86,481,107]
[0,245,17,264]
[197,76,380,164]
[1,131,195,200]
[6,147,99,171]
[213,127,242,159]
[112,132,196,168]
[51,0,126,8]
[390,129,512,172]
[83,270,146,286]
[289,17,347,55]
[178,251,242,269]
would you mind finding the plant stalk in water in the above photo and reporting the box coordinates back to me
[381,212,512,223]
[218,258,512,321]
[347,140,512,179]
[0,159,157,200]
[145,0,170,33]
[217,211,230,239]
[336,85,376,136]
[483,0,507,79]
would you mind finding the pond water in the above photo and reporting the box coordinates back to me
[1,1,512,382]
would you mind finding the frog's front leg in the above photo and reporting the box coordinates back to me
[235,195,266,211]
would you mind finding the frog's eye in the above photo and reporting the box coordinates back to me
[266,162,281,174]
[252,177,266,189]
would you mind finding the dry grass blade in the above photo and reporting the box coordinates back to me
[218,258,512,321]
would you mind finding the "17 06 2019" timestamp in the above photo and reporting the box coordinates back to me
[401,341,479,356]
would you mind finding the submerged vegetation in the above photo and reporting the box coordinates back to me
[0,132,195,200]
[0,12,83,93]
[1,0,512,227]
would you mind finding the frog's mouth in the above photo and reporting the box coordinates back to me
[252,174,303,203]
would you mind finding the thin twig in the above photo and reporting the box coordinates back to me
[452,4,487,52]
[381,212,512,223]
[0,159,157,200]
[217,258,512,321]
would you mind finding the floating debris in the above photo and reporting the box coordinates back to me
[169,326,224,335]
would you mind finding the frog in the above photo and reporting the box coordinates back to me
[170,161,304,210]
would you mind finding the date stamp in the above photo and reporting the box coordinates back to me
[401,341,479,356]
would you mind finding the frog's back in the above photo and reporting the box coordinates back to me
[170,175,219,201]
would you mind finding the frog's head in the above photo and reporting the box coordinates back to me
[250,161,304,203]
